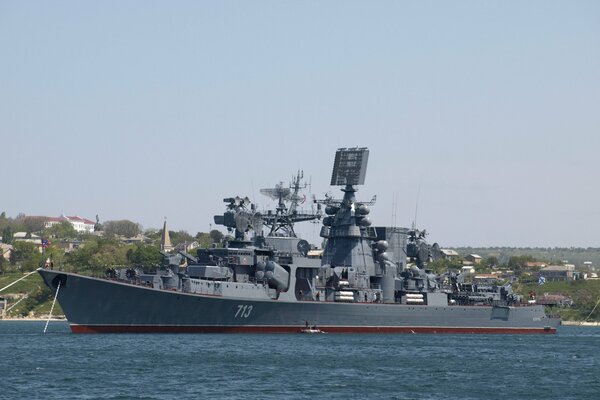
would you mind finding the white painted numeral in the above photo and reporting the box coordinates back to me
[235,304,253,318]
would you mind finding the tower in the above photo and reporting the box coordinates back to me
[161,218,173,252]
[320,148,374,281]
[318,148,396,303]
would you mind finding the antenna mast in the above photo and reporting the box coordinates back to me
[413,178,422,230]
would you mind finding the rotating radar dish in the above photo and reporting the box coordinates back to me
[260,184,292,202]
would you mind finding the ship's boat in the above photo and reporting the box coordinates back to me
[38,148,560,334]
[299,328,326,334]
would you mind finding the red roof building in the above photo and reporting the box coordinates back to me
[44,215,95,233]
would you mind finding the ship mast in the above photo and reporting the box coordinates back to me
[259,170,320,237]
[213,172,321,242]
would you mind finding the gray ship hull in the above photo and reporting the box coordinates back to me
[38,269,560,334]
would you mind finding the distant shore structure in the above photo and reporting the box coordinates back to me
[44,215,95,233]
[161,218,173,252]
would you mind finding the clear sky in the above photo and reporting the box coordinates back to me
[1,1,598,247]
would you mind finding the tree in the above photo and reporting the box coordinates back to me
[90,244,129,267]
[103,220,141,238]
[508,255,537,276]
[209,230,224,244]
[194,230,224,247]
[170,230,193,246]
[0,211,8,232]
[20,216,47,233]
[143,229,162,242]
[127,244,162,267]
[67,239,100,268]
[484,256,499,268]
[0,255,6,274]
[195,232,212,248]
[44,220,77,239]
[10,241,44,271]
[11,213,28,233]
[65,237,134,271]
[1,226,13,244]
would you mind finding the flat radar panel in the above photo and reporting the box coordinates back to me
[330,147,369,186]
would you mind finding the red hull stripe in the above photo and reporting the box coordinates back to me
[70,325,557,334]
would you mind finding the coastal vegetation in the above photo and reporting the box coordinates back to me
[0,272,63,317]
[517,280,600,321]
[455,247,600,270]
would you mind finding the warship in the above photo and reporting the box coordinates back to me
[38,148,560,333]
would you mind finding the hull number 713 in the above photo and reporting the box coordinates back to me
[235,304,253,318]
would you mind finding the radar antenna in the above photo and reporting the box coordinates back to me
[259,170,320,237]
[314,148,374,211]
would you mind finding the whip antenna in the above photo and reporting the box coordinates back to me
[413,177,423,229]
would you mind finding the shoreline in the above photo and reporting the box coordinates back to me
[1,317,66,321]
[560,320,600,326]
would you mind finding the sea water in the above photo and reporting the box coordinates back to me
[0,322,598,400]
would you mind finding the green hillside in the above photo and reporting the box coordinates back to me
[0,271,63,318]
[454,247,600,267]
[516,279,600,321]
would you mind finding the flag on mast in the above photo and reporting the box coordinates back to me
[538,276,546,285]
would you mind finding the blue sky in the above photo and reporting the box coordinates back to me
[1,1,599,247]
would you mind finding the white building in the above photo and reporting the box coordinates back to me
[45,215,95,233]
